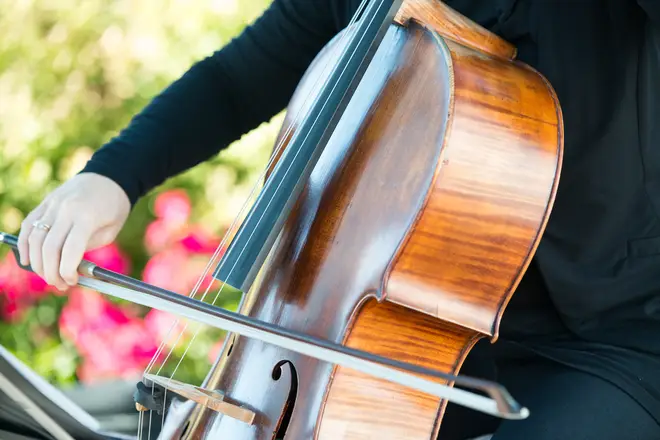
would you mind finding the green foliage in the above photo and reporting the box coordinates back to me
[0,0,279,387]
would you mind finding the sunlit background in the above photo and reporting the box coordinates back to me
[0,0,279,433]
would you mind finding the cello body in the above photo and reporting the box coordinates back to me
[160,1,563,438]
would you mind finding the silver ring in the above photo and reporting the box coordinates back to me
[32,220,51,232]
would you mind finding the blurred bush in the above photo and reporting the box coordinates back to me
[0,0,280,388]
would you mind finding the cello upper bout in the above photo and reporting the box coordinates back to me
[385,19,563,339]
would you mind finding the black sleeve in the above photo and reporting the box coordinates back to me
[80,0,355,206]
[638,0,660,23]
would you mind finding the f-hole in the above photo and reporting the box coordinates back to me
[271,360,298,439]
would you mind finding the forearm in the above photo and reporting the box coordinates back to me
[81,57,245,206]
[81,0,352,207]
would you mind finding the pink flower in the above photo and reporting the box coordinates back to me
[27,271,49,293]
[180,226,223,254]
[83,243,130,275]
[75,319,158,383]
[154,189,191,227]
[142,245,223,306]
[1,301,19,321]
[144,219,181,255]
[144,309,188,346]
[59,289,165,384]
[0,252,54,321]
[145,189,198,254]
[143,246,190,293]
[59,289,128,340]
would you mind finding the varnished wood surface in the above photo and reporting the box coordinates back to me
[394,0,517,60]
[161,1,563,439]
[171,20,454,440]
[386,38,563,338]
[316,298,480,439]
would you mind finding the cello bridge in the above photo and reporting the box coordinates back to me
[139,373,256,425]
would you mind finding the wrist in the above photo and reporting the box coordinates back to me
[78,161,143,208]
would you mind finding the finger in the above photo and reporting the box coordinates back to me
[17,204,47,266]
[60,223,94,286]
[27,208,57,279]
[42,214,73,291]
[88,224,118,250]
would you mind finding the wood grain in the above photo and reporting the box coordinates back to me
[385,38,563,339]
[169,20,456,440]
[316,298,480,439]
[160,1,563,439]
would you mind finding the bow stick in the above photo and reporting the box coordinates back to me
[0,232,529,420]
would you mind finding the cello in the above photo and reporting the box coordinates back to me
[0,0,563,438]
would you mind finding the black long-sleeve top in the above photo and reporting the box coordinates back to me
[81,0,660,424]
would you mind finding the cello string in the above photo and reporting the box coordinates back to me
[138,1,373,435]
[140,0,370,380]
[156,0,382,409]
[157,0,374,386]
[146,0,370,381]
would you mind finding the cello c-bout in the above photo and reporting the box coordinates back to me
[159,1,563,439]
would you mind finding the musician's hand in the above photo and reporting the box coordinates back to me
[17,173,130,291]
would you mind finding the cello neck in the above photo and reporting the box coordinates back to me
[213,0,403,293]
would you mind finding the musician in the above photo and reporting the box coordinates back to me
[15,1,660,439]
